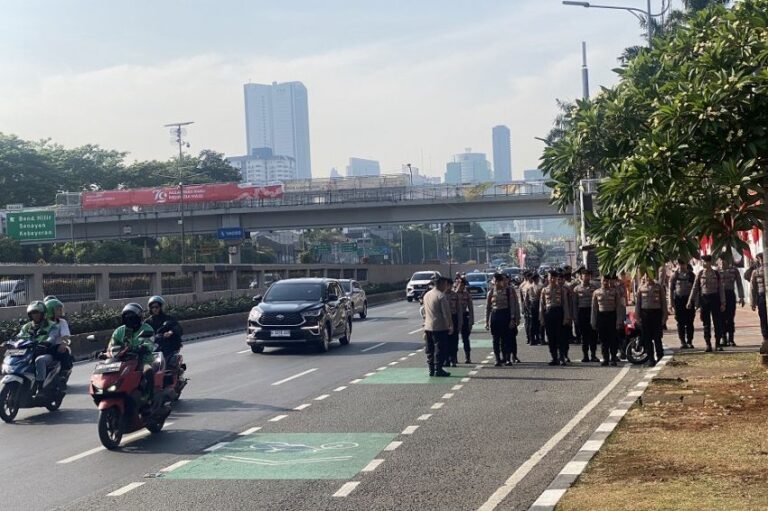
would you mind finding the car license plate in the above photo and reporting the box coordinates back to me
[6,349,26,356]
[270,330,291,338]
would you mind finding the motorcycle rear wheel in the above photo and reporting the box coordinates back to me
[45,393,64,412]
[0,382,20,423]
[146,417,165,433]
[625,336,649,365]
[98,407,123,450]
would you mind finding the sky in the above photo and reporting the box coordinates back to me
[0,1,672,180]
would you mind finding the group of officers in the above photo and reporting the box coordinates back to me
[421,253,759,376]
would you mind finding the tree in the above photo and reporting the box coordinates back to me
[0,134,58,206]
[0,236,22,262]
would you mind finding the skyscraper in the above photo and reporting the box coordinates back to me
[346,158,381,177]
[447,149,492,184]
[492,125,512,183]
[244,81,312,180]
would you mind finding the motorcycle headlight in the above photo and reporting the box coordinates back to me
[301,309,323,319]
[106,379,123,392]
[249,308,263,321]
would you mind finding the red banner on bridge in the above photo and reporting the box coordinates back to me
[81,183,284,210]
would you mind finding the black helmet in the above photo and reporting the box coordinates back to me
[121,303,144,329]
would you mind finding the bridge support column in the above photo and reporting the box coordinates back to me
[228,244,241,265]
[96,271,110,302]
[150,272,162,296]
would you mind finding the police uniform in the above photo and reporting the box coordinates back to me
[446,289,464,366]
[591,284,624,365]
[457,286,474,363]
[573,280,599,361]
[525,280,544,345]
[486,285,520,365]
[636,279,668,365]
[669,267,695,348]
[750,266,768,341]
[720,266,744,346]
[540,282,571,365]
[687,268,725,351]
[519,276,532,344]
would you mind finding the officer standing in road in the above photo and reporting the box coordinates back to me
[669,259,695,349]
[520,272,532,344]
[422,277,453,377]
[445,280,463,367]
[636,270,668,366]
[573,269,599,362]
[687,255,726,352]
[455,277,475,364]
[591,274,625,366]
[526,273,543,345]
[719,257,744,347]
[485,273,521,366]
[540,270,571,366]
[750,254,768,349]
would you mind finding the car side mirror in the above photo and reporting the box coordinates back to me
[252,295,262,305]
[327,294,339,302]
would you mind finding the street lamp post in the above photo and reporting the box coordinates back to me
[562,1,669,48]
[164,121,194,263]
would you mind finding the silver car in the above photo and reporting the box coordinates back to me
[339,279,368,319]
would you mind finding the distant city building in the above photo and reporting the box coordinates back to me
[524,169,545,180]
[444,161,462,185]
[228,149,297,184]
[401,164,441,186]
[330,167,343,179]
[243,81,311,180]
[346,157,381,177]
[492,125,512,183]
[445,149,492,184]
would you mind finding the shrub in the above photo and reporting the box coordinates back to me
[363,281,407,295]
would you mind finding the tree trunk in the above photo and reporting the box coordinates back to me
[761,219,768,363]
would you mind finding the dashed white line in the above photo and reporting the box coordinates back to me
[160,460,192,472]
[350,379,363,384]
[627,390,643,397]
[377,367,388,371]
[204,442,229,452]
[581,439,605,452]
[408,328,424,335]
[388,361,399,366]
[107,482,145,497]
[408,353,417,357]
[636,381,649,388]
[314,394,330,401]
[294,404,312,411]
[334,386,347,392]
[271,368,318,386]
[236,349,252,354]
[452,384,463,390]
[442,393,454,399]
[269,415,288,422]
[362,458,385,472]
[361,342,387,352]
[461,377,471,383]
[384,441,403,451]
[609,409,629,418]
[402,425,419,435]
[239,426,262,436]
[364,372,376,377]
[560,461,588,475]
[531,488,568,507]
[399,357,408,361]
[57,422,175,464]
[468,371,478,376]
[396,310,408,315]
[431,402,444,409]
[417,414,432,421]
[596,422,618,433]
[333,481,360,497]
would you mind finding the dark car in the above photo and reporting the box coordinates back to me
[246,278,352,354]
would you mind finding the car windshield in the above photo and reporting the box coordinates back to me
[0,281,18,292]
[411,272,435,281]
[339,281,351,292]
[264,283,323,302]
[466,274,486,282]
[505,268,521,275]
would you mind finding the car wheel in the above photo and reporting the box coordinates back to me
[340,318,352,345]
[250,345,264,354]
[317,324,332,353]
[359,302,368,320]
[7,301,15,307]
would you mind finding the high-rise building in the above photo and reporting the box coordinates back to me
[524,169,544,180]
[444,162,462,185]
[447,149,492,184]
[401,164,441,186]
[243,81,311,180]
[228,149,297,184]
[346,157,381,177]
[492,125,512,183]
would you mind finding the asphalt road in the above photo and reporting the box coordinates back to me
[0,300,646,511]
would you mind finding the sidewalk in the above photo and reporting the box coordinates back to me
[555,307,768,511]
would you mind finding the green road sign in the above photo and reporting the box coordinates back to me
[341,242,357,253]
[313,244,332,254]
[6,211,56,241]
[360,367,471,384]
[164,432,397,480]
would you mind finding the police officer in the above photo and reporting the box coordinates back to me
[636,270,668,366]
[669,259,695,349]
[750,254,768,349]
[719,257,744,347]
[422,277,453,377]
[573,269,599,362]
[591,274,625,366]
[485,273,521,366]
[455,277,475,364]
[520,272,532,344]
[687,255,726,352]
[540,270,571,366]
[445,281,463,367]
[526,273,544,345]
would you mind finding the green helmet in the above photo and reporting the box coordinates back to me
[44,298,64,320]
[26,301,46,320]
[148,295,166,309]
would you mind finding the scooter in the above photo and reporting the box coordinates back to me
[0,338,66,423]
[623,311,649,365]
[88,335,171,450]
[154,322,188,402]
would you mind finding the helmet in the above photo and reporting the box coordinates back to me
[44,298,64,320]
[26,301,46,320]
[43,295,58,302]
[121,303,144,329]
[147,295,166,310]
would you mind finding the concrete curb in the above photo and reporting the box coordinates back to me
[528,349,675,511]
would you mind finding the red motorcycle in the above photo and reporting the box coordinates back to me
[622,311,649,365]
[88,339,171,450]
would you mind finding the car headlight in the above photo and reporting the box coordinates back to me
[301,309,323,319]
[249,308,263,321]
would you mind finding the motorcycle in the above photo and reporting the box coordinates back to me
[623,311,649,365]
[154,322,188,402]
[0,338,66,423]
[88,334,171,450]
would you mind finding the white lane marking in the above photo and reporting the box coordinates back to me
[271,368,318,386]
[204,442,229,452]
[596,422,617,433]
[431,402,444,409]
[397,310,408,315]
[399,357,408,361]
[333,481,360,498]
[362,459,385,472]
[364,373,376,377]
[334,386,348,392]
[477,366,630,511]
[411,351,421,355]
[627,390,643,397]
[239,427,262,436]
[408,353,417,357]
[531,488,568,507]
[582,439,605,451]
[461,377,471,383]
[561,461,588,475]
[417,414,432,421]
[452,384,463,390]
[107,482,145,497]
[350,379,363,384]
[160,460,192,472]
[402,425,419,435]
[475,365,484,369]
[468,371,478,376]
[57,422,175,464]
[388,361,399,366]
[376,367,388,371]
[237,349,252,354]
[408,328,424,335]
[315,394,330,401]
[609,409,629,418]
[442,393,454,399]
[294,404,312,411]
[384,441,403,451]
[636,381,649,388]
[269,415,288,422]
[361,342,387,353]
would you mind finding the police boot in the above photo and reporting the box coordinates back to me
[464,350,472,364]
[729,332,737,347]
[581,345,590,363]
[434,367,451,377]
[716,339,724,351]
[428,363,435,377]
[705,340,713,353]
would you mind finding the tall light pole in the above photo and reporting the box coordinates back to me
[406,163,413,186]
[562,1,670,48]
[164,121,194,263]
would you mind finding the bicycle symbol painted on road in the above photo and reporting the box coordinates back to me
[221,441,361,466]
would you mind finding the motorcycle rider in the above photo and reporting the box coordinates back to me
[19,301,61,397]
[44,297,73,388]
[144,296,183,369]
[107,303,157,407]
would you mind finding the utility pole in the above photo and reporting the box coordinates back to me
[581,41,590,99]
[164,121,194,264]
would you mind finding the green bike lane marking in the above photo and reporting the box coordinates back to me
[360,367,471,384]
[164,433,398,480]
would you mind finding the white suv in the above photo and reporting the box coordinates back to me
[406,271,441,302]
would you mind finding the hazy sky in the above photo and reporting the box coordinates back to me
[0,1,670,179]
